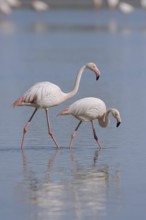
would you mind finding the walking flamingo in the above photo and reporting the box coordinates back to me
[13,63,100,149]
[59,97,121,149]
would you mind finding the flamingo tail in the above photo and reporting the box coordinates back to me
[58,107,69,116]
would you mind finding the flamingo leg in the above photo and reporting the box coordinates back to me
[45,109,60,149]
[91,120,102,149]
[21,108,38,149]
[69,121,82,149]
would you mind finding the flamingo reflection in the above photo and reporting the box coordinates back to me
[19,148,120,219]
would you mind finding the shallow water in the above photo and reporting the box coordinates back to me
[0,8,146,220]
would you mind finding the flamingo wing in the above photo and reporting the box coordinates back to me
[60,97,106,121]
[13,82,65,108]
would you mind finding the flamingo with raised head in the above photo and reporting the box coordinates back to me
[13,63,100,149]
[59,97,121,149]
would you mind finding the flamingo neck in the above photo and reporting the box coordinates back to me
[98,109,111,128]
[65,65,86,100]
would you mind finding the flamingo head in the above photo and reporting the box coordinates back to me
[86,62,100,80]
[111,108,121,127]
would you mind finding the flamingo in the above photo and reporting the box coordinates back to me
[6,0,21,8]
[118,2,134,14]
[107,0,119,10]
[92,0,102,9]
[59,97,121,149]
[107,0,119,21]
[31,0,49,12]
[0,0,12,15]
[141,0,146,21]
[13,63,101,149]
[0,0,21,15]
[141,0,146,9]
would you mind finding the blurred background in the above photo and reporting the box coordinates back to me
[0,0,144,12]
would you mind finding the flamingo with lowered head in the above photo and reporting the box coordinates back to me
[59,97,121,149]
[13,63,100,149]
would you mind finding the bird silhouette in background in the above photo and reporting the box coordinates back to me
[13,63,101,149]
[59,97,121,149]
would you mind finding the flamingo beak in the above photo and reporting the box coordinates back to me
[95,69,100,80]
[116,121,121,127]
[96,75,100,80]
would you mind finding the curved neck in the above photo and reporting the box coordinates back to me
[98,109,111,128]
[65,65,86,100]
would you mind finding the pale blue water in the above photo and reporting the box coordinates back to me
[0,8,146,220]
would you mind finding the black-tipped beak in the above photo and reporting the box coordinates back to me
[96,75,100,80]
[116,121,121,127]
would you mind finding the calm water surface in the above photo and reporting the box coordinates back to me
[0,8,146,220]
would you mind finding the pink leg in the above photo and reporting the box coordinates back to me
[69,121,82,149]
[91,120,102,149]
[21,108,38,149]
[45,109,60,149]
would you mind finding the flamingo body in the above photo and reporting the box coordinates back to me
[6,0,21,7]
[13,82,67,109]
[59,97,121,148]
[107,0,119,9]
[119,2,134,14]
[62,97,106,122]
[141,0,146,9]
[32,0,49,11]
[0,1,12,15]
[93,0,102,9]
[13,63,100,149]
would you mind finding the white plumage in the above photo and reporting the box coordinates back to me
[119,2,134,14]
[21,82,66,108]
[59,97,121,148]
[6,0,20,7]
[92,0,102,9]
[107,0,119,9]
[32,0,49,11]
[141,0,146,9]
[0,1,12,15]
[13,63,100,149]
[65,97,106,122]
